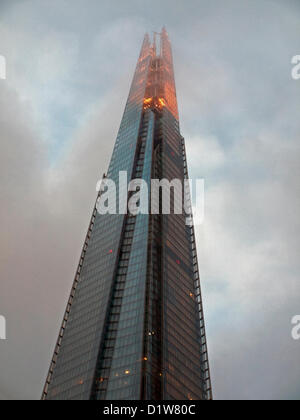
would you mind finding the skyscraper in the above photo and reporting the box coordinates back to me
[42,28,212,401]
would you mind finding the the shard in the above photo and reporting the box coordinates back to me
[42,28,212,401]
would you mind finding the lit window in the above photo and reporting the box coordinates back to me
[158,98,166,107]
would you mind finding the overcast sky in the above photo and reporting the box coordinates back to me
[0,0,300,400]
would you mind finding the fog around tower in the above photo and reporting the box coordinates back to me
[0,0,300,400]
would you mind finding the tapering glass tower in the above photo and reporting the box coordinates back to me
[42,28,212,401]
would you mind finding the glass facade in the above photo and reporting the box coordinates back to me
[42,29,212,401]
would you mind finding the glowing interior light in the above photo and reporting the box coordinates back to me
[125,370,130,375]
[158,97,166,107]
[144,97,153,104]
[144,357,148,361]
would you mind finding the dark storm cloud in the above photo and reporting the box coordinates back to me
[0,0,299,399]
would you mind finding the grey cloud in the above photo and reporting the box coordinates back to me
[0,81,118,399]
[0,0,300,400]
